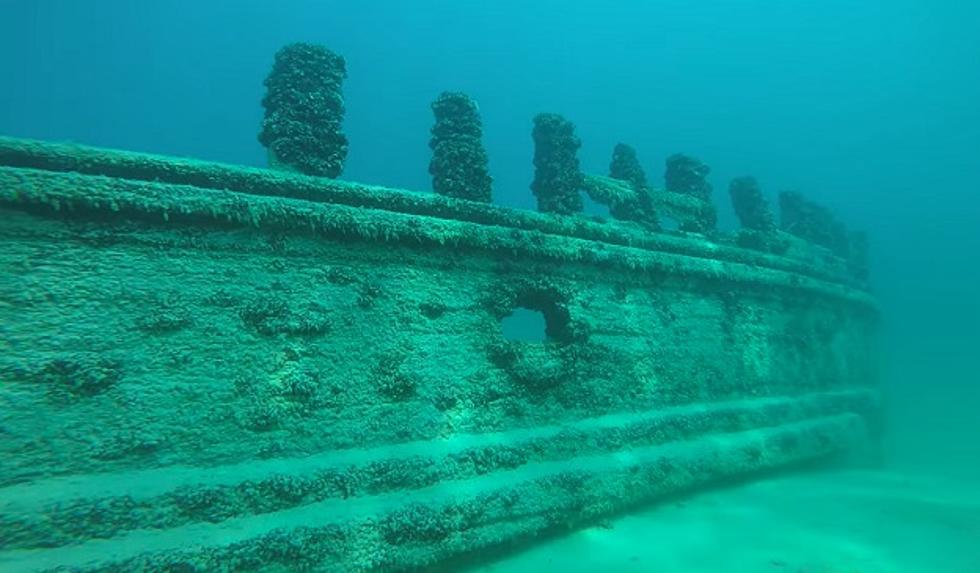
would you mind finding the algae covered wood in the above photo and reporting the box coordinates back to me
[0,138,879,572]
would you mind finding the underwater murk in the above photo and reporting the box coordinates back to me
[0,3,978,573]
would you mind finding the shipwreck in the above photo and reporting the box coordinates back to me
[0,43,879,572]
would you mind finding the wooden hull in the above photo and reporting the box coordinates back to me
[0,138,880,572]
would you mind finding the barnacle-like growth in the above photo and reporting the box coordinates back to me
[664,153,712,201]
[664,153,715,232]
[730,176,785,253]
[609,143,647,190]
[778,191,849,256]
[428,92,493,202]
[258,43,348,178]
[729,176,775,231]
[606,143,657,229]
[531,113,584,215]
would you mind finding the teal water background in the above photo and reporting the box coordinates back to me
[1,0,977,482]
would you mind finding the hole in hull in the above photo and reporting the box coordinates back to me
[501,307,548,343]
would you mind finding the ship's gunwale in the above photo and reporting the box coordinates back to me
[0,164,876,311]
[0,136,863,289]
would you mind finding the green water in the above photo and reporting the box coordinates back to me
[1,2,978,572]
